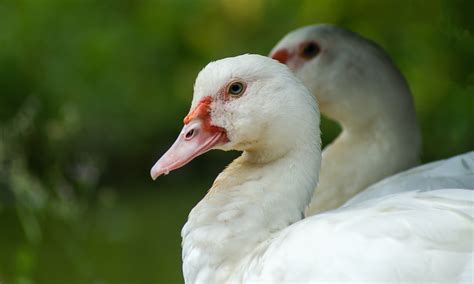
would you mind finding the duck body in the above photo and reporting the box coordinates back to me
[182,149,474,282]
[184,169,473,282]
[241,189,473,283]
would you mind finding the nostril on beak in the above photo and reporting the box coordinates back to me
[185,129,196,140]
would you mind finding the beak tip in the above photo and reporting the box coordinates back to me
[150,167,160,181]
[150,162,170,180]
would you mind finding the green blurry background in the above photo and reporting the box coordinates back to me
[0,0,473,283]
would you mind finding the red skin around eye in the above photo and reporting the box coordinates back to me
[183,96,212,124]
[271,49,290,64]
[183,96,225,134]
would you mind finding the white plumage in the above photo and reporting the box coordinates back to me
[244,188,473,283]
[347,151,474,205]
[151,54,473,283]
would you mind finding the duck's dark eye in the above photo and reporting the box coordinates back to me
[228,81,245,97]
[301,41,320,59]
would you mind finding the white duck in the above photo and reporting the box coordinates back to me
[150,54,473,283]
[270,24,422,215]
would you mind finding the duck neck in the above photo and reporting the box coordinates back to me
[305,108,421,215]
[182,130,320,283]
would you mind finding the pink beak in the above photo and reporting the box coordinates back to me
[150,98,228,180]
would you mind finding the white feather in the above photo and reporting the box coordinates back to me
[347,151,474,205]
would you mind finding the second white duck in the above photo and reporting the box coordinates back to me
[271,24,421,215]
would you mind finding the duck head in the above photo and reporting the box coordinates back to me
[151,54,318,179]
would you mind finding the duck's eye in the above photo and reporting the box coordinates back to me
[301,41,320,59]
[228,81,245,97]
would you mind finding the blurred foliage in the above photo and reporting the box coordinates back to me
[0,0,473,283]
